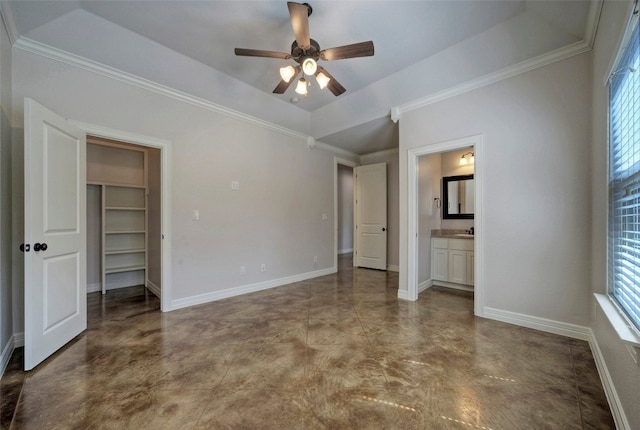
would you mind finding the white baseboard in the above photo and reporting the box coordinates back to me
[338,248,353,255]
[397,289,409,300]
[146,280,161,298]
[170,267,337,311]
[418,279,433,293]
[483,306,592,341]
[1,333,23,378]
[587,328,631,430]
[387,264,399,272]
[432,280,474,292]
[481,308,628,427]
[87,282,101,293]
[1,337,13,377]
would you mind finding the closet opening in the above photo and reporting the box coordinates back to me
[86,136,162,302]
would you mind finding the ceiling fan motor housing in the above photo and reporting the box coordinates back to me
[291,38,320,61]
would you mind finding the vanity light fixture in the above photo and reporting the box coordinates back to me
[459,151,474,165]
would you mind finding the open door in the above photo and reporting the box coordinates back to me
[24,98,87,370]
[355,162,387,270]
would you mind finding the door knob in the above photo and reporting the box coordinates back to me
[34,243,48,252]
[382,228,386,232]
[19,243,30,252]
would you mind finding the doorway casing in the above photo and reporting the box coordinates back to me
[333,156,359,270]
[403,134,484,317]
[73,121,173,312]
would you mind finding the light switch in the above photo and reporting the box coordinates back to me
[193,210,199,220]
[322,213,328,220]
[231,181,240,190]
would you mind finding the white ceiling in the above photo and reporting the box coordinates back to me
[2,0,597,155]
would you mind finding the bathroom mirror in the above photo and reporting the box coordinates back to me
[443,174,474,219]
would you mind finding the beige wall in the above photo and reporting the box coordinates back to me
[0,13,12,365]
[400,51,592,325]
[11,47,337,311]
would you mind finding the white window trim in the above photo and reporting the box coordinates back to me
[600,0,640,349]
[595,294,640,348]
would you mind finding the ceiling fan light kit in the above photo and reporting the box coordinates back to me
[279,65,297,83]
[295,78,308,96]
[234,2,374,97]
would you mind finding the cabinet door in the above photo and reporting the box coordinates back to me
[448,250,467,284]
[432,248,448,281]
[466,251,474,286]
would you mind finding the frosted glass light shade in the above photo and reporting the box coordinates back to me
[295,78,308,95]
[316,72,330,89]
[279,65,296,83]
[459,156,468,165]
[302,58,317,75]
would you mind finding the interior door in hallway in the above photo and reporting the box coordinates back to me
[23,98,87,370]
[355,162,387,270]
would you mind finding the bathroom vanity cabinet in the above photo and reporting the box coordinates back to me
[431,237,474,287]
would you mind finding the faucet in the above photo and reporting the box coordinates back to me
[468,227,475,235]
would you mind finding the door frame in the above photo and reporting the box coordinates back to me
[73,121,173,312]
[405,134,484,317]
[333,156,359,271]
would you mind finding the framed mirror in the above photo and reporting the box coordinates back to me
[443,174,474,219]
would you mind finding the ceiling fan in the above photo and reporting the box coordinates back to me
[234,2,374,97]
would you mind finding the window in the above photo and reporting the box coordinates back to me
[609,10,640,332]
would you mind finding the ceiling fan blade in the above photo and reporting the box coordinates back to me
[234,48,291,59]
[288,2,311,51]
[320,41,374,61]
[317,66,346,96]
[273,66,301,94]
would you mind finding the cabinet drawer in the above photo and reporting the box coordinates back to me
[432,238,448,249]
[448,239,473,251]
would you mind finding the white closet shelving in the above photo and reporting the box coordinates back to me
[102,185,147,294]
[87,137,149,295]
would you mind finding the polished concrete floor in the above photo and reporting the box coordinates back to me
[1,255,615,429]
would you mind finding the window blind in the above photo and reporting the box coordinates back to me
[609,15,640,331]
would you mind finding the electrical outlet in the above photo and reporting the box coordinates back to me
[240,266,246,275]
[261,263,266,272]
[313,256,318,264]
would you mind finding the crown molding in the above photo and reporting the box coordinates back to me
[14,36,362,161]
[392,0,603,120]
[584,0,604,49]
[13,36,313,144]
[393,39,593,119]
[0,1,18,45]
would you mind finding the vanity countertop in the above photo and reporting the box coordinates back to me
[431,229,475,240]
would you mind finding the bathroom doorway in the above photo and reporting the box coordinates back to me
[406,135,484,316]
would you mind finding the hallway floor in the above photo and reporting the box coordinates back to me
[1,255,614,429]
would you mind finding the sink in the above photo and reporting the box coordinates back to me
[454,234,474,238]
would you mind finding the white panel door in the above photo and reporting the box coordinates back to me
[24,98,87,370]
[355,163,387,270]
